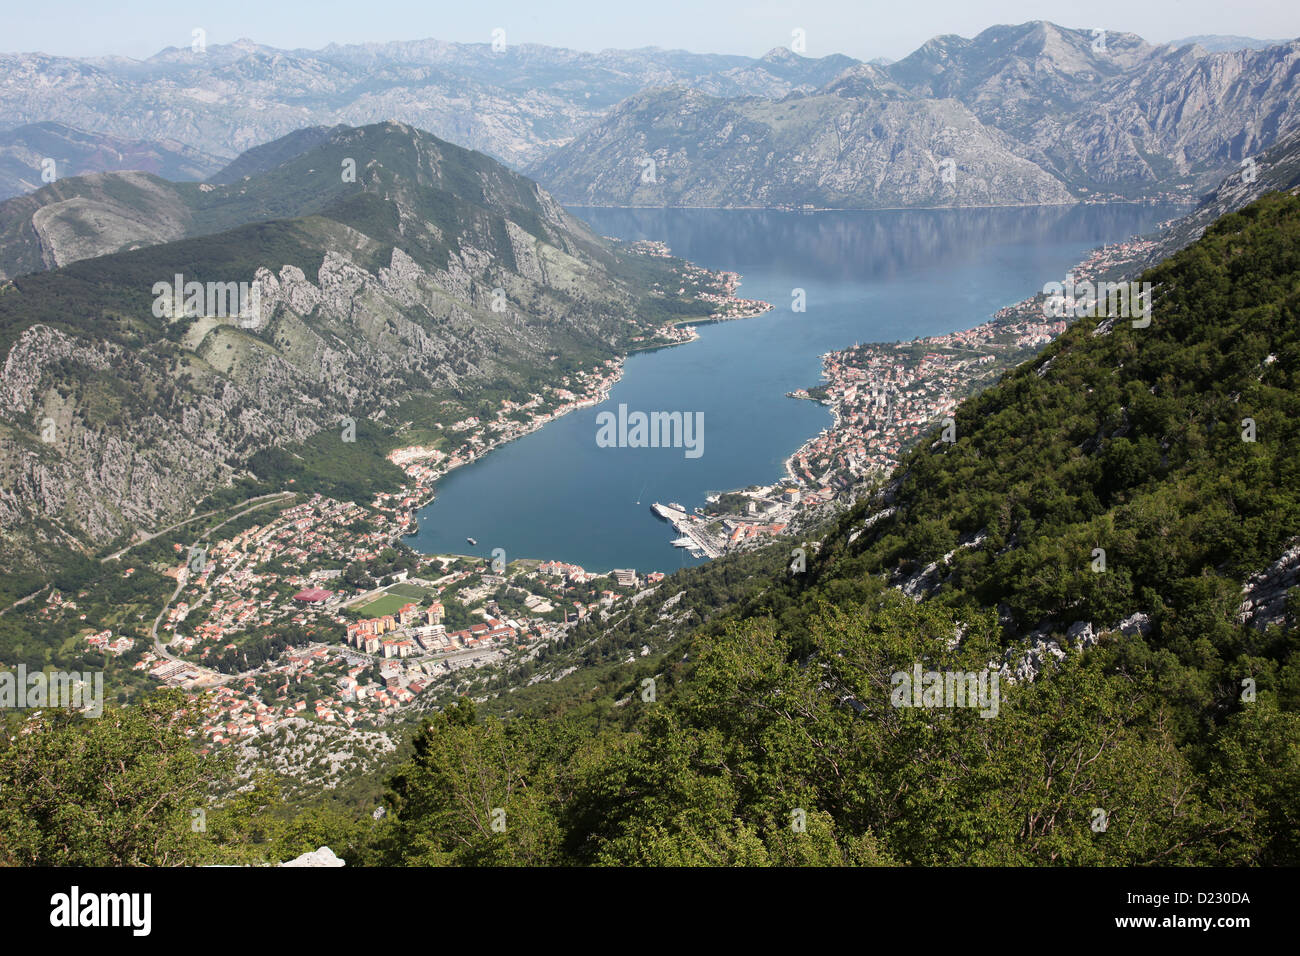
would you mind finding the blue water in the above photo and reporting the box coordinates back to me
[406,204,1180,573]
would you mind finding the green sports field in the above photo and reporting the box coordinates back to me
[353,593,414,617]
[386,582,435,600]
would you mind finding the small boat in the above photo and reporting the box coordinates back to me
[466,537,478,546]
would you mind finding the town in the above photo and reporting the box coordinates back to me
[128,488,665,743]
[56,242,768,743]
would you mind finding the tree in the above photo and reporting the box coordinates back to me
[0,691,218,865]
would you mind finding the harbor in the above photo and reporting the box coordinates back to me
[651,502,723,559]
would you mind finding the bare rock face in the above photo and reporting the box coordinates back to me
[1238,539,1300,631]
[532,87,1075,209]
[280,846,345,867]
[883,22,1300,193]
[532,25,1300,207]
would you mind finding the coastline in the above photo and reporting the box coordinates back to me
[568,198,1193,213]
[773,229,1166,501]
[389,215,1169,566]
[383,258,768,558]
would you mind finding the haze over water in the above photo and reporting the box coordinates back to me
[406,204,1180,572]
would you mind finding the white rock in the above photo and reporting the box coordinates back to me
[280,846,345,867]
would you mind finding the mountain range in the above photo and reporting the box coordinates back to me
[535,23,1300,207]
[2,22,1296,210]
[0,39,856,171]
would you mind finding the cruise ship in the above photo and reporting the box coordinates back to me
[651,502,689,521]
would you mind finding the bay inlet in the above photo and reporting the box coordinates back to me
[404,204,1181,572]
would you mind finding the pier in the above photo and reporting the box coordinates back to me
[651,502,723,558]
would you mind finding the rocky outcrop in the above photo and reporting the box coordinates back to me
[280,846,345,867]
[1000,619,1103,683]
[1238,539,1300,631]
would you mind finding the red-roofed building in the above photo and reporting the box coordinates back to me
[292,587,334,604]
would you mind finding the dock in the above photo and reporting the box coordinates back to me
[651,502,722,558]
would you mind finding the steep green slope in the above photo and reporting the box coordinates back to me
[209,126,341,185]
[364,192,1300,866]
[818,191,1300,642]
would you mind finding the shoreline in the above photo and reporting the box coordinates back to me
[384,261,769,568]
[773,230,1166,500]
[390,215,1168,567]
[568,198,1193,213]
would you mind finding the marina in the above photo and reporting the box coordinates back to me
[652,502,722,559]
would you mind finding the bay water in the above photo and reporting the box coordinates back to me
[405,204,1180,572]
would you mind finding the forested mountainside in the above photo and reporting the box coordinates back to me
[7,190,1296,867]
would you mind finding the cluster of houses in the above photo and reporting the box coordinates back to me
[537,560,601,584]
[83,629,135,656]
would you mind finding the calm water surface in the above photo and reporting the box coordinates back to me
[406,204,1179,572]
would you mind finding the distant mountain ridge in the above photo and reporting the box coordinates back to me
[527,84,1075,208]
[1170,35,1289,53]
[0,39,863,173]
[531,22,1300,208]
[0,122,223,201]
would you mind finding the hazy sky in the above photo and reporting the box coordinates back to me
[5,0,1298,61]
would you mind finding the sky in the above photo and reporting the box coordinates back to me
[3,0,1297,61]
